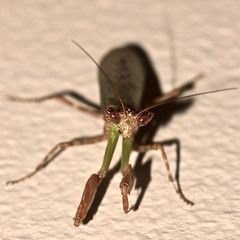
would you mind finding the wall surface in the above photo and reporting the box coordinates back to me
[0,1,239,239]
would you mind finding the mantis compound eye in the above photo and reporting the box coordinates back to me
[137,111,154,127]
[104,106,121,124]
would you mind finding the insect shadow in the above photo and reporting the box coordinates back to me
[83,43,194,224]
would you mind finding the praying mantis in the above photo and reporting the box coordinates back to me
[6,42,236,227]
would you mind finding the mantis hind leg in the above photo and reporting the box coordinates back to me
[5,91,102,118]
[150,73,204,105]
[134,142,194,206]
[7,134,106,185]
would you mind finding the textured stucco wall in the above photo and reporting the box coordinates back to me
[0,1,239,239]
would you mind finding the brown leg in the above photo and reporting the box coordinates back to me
[7,134,106,185]
[73,163,134,227]
[119,164,135,213]
[134,142,194,205]
[5,93,102,118]
[73,173,102,227]
[151,73,204,105]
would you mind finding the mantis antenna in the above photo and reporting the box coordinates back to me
[71,40,126,114]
